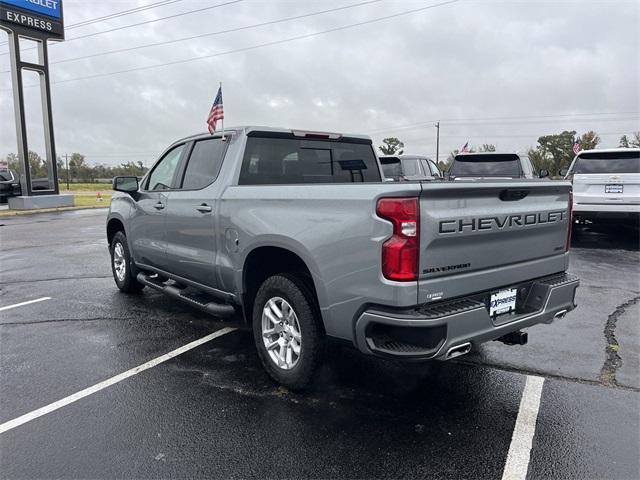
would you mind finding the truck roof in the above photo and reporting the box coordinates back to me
[175,126,372,144]
[575,147,640,156]
[379,154,434,161]
[454,152,521,157]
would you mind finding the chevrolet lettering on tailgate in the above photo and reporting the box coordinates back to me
[439,210,566,234]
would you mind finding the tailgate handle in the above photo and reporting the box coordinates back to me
[499,189,529,201]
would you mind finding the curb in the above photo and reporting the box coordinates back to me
[0,205,109,217]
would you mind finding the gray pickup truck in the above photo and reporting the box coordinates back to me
[107,126,579,389]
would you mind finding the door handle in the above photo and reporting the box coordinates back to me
[196,204,212,213]
[153,202,165,210]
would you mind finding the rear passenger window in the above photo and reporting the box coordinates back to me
[182,138,227,190]
[238,137,381,185]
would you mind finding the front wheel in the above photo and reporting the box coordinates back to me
[252,274,325,390]
[110,231,145,293]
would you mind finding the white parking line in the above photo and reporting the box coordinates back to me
[0,297,51,312]
[0,327,236,435]
[501,375,545,480]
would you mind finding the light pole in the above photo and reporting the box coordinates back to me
[435,121,440,164]
[64,153,69,190]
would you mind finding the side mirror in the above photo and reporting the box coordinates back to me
[539,169,549,178]
[558,168,568,177]
[113,176,139,193]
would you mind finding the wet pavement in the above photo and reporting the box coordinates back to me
[0,209,638,479]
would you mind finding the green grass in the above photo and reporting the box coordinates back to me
[59,182,112,192]
[73,193,112,207]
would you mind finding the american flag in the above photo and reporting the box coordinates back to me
[461,141,470,153]
[572,138,581,155]
[207,86,224,134]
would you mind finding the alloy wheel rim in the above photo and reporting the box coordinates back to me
[113,242,126,282]
[261,296,302,370]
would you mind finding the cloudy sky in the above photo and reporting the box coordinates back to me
[1,0,638,167]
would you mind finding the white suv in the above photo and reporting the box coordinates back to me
[564,148,640,225]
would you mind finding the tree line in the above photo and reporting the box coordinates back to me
[5,130,639,182]
[3,152,148,183]
[379,131,640,175]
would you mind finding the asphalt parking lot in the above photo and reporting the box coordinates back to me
[1,209,638,479]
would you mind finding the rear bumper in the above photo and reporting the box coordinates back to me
[354,272,579,360]
[574,202,640,214]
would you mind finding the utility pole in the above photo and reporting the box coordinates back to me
[64,154,69,191]
[435,121,440,164]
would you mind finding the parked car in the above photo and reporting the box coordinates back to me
[379,155,442,181]
[562,148,640,226]
[107,126,579,389]
[0,168,21,204]
[448,152,547,179]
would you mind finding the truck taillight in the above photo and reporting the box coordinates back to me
[566,190,573,251]
[376,197,420,281]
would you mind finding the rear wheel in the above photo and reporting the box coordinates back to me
[110,231,145,293]
[252,274,325,390]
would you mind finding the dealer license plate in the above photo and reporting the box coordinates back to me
[605,184,623,194]
[489,288,517,317]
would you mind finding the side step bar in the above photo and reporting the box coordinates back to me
[137,273,235,318]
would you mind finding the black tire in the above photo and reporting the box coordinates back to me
[252,274,325,390]
[110,230,145,293]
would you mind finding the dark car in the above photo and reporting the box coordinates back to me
[0,169,21,203]
[379,155,442,181]
[448,153,548,180]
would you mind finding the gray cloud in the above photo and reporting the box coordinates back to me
[1,0,638,167]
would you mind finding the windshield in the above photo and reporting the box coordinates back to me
[449,154,521,177]
[574,151,640,174]
[0,170,13,181]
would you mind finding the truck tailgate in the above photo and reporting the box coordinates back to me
[418,180,571,304]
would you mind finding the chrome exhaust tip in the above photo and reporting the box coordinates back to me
[554,309,568,320]
[446,342,472,360]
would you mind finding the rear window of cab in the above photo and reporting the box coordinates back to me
[574,151,640,174]
[239,135,381,185]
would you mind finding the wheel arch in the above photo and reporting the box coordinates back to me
[106,216,125,245]
[241,245,325,328]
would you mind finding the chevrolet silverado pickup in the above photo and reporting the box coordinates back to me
[107,126,579,389]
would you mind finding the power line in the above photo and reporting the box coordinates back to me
[405,131,631,139]
[0,0,188,48]
[9,0,459,88]
[0,0,244,56]
[367,112,640,134]
[65,0,188,29]
[43,0,384,67]
[60,0,245,43]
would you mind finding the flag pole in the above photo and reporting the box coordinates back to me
[220,81,225,141]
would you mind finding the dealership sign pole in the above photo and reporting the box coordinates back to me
[0,0,69,208]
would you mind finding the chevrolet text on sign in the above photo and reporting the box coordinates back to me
[0,0,63,38]
[2,0,61,18]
